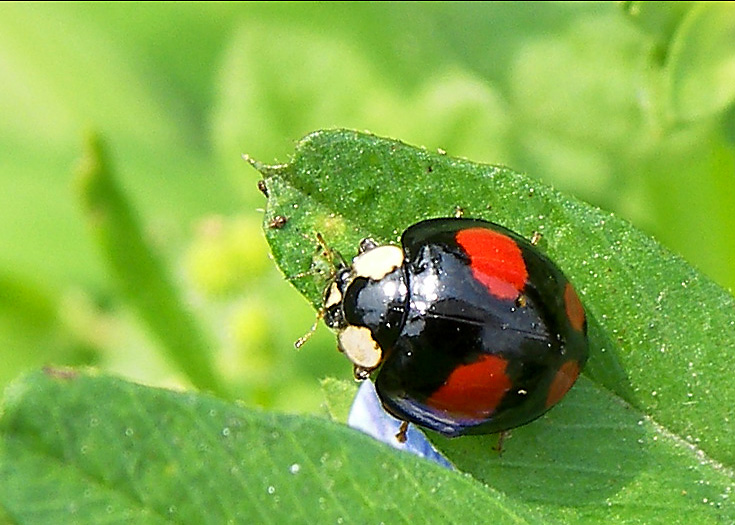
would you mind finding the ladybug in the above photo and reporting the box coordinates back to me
[323,217,588,437]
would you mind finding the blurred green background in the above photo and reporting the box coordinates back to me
[1,2,734,413]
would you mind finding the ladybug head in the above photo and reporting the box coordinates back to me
[323,267,351,330]
[322,240,408,379]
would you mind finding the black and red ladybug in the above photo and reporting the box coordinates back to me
[324,217,588,437]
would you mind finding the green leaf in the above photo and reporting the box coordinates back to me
[253,129,735,521]
[320,377,358,424]
[0,370,544,524]
[667,3,735,121]
[75,133,227,398]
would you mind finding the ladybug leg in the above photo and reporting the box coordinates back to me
[493,431,509,454]
[530,231,543,246]
[358,238,378,254]
[395,421,410,443]
[515,293,528,308]
[352,364,373,381]
[453,205,464,218]
[294,309,324,349]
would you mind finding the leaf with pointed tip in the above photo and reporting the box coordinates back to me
[252,129,735,521]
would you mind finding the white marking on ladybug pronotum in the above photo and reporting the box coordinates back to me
[324,282,342,309]
[338,325,382,370]
[351,245,404,281]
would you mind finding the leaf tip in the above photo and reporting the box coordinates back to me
[242,152,285,179]
[241,152,259,169]
[74,130,114,211]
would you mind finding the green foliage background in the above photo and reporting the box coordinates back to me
[1,0,735,446]
[2,3,735,522]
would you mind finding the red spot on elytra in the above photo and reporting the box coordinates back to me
[546,360,580,409]
[564,282,586,332]
[427,354,512,419]
[455,228,528,300]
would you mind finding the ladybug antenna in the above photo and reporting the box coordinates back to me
[292,232,343,349]
[316,232,347,268]
[287,232,345,281]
